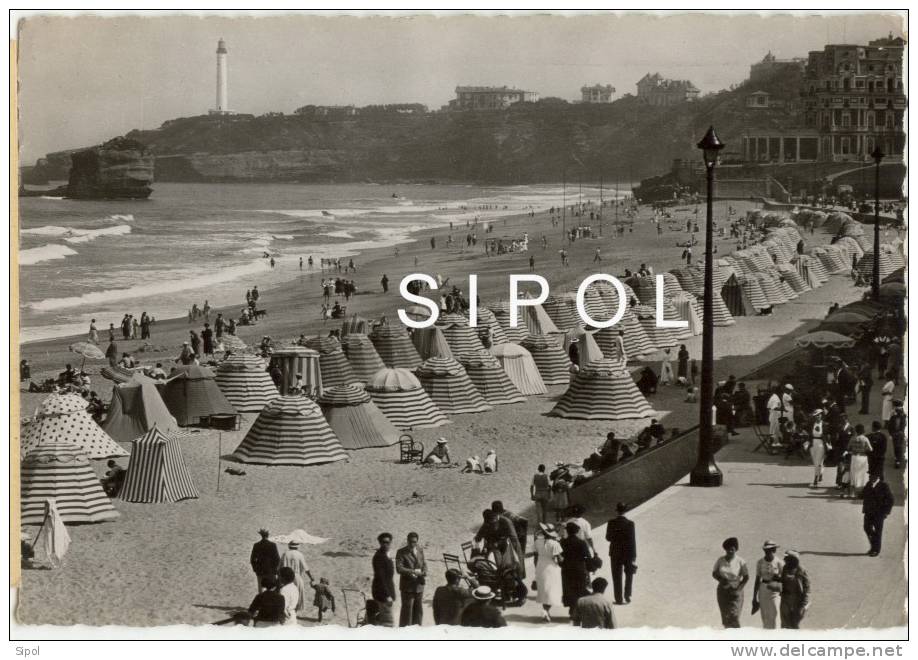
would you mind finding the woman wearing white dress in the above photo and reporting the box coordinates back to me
[806,410,828,487]
[659,348,674,385]
[846,424,873,498]
[533,523,564,622]
[880,374,895,423]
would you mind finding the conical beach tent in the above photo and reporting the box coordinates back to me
[415,357,493,415]
[102,374,178,443]
[341,333,386,383]
[370,324,424,369]
[23,393,127,459]
[411,325,455,360]
[475,306,509,345]
[457,350,525,405]
[542,295,581,331]
[522,303,559,336]
[119,427,199,503]
[720,275,755,317]
[20,443,119,524]
[439,317,485,356]
[161,365,236,426]
[490,343,547,395]
[488,302,528,343]
[562,326,604,368]
[365,368,449,429]
[520,335,571,386]
[633,305,680,349]
[741,275,770,312]
[319,384,401,449]
[305,336,360,387]
[669,290,705,331]
[231,396,348,466]
[213,354,279,413]
[549,359,654,420]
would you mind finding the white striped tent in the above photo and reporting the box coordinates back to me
[593,310,655,360]
[835,236,865,260]
[562,326,604,368]
[549,359,654,421]
[370,324,424,369]
[669,291,703,335]
[670,267,704,297]
[457,350,526,405]
[594,279,640,311]
[22,392,128,460]
[101,374,179,443]
[632,305,680,349]
[661,272,684,297]
[119,427,199,503]
[475,307,509,345]
[20,443,119,524]
[305,336,360,388]
[660,298,694,340]
[703,291,737,326]
[542,295,581,331]
[490,343,547,395]
[741,274,771,311]
[318,384,401,449]
[794,255,827,289]
[269,346,322,397]
[811,247,847,274]
[365,368,449,430]
[578,288,613,324]
[488,302,529,343]
[415,357,493,415]
[631,276,658,306]
[857,249,900,280]
[775,263,810,293]
[754,272,788,305]
[341,333,386,383]
[411,325,454,361]
[521,303,559,336]
[214,354,279,412]
[231,396,348,466]
[439,317,485,356]
[520,334,571,386]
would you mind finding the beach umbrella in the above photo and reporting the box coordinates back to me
[794,331,856,349]
[403,304,436,322]
[222,335,247,352]
[68,341,105,370]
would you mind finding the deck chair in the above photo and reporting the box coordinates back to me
[752,423,773,454]
[460,541,475,565]
[399,434,424,463]
[341,589,367,628]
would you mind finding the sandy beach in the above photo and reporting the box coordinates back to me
[16,196,868,627]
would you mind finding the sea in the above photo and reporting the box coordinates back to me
[18,182,623,343]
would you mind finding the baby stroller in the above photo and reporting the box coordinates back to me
[466,546,528,608]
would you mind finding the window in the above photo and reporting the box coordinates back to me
[841,112,851,127]
[840,137,850,155]
[855,80,864,88]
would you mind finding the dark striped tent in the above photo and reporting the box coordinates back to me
[341,333,386,383]
[231,396,348,466]
[632,305,680,349]
[439,316,485,356]
[520,334,571,386]
[305,336,360,388]
[365,367,449,430]
[22,392,128,460]
[214,354,279,412]
[370,324,424,369]
[319,384,401,449]
[720,274,755,317]
[161,365,237,426]
[120,427,199,503]
[20,443,119,524]
[475,306,509,345]
[549,359,654,421]
[857,249,900,281]
[488,302,529,343]
[457,349,526,405]
[340,314,371,336]
[102,373,179,443]
[542,295,581,331]
[411,325,454,361]
[415,357,493,415]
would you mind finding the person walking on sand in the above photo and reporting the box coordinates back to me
[395,532,427,627]
[530,464,552,525]
[372,532,397,626]
[606,502,637,605]
[751,541,783,629]
[805,409,827,487]
[862,472,894,556]
[105,339,118,367]
[529,255,535,272]
[250,529,280,593]
[280,541,314,617]
[381,274,389,293]
[712,537,748,628]
[533,523,563,622]
[593,247,602,262]
[299,257,303,270]
[88,319,99,344]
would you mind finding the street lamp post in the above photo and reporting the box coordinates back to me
[690,126,725,488]
[870,146,884,299]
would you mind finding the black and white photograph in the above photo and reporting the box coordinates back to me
[9,7,908,646]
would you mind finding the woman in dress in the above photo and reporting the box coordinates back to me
[677,344,690,382]
[560,522,592,622]
[880,372,896,424]
[278,566,300,625]
[846,424,873,498]
[712,536,749,628]
[659,348,674,385]
[806,409,828,487]
[779,550,810,629]
[533,523,564,622]
[751,541,783,629]
[88,319,99,344]
[279,541,314,616]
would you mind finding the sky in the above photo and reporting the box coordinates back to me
[16,11,906,163]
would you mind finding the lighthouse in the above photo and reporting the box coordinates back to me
[215,38,228,113]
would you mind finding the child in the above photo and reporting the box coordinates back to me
[312,578,335,622]
[483,450,498,473]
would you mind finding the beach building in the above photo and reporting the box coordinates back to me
[581,84,615,103]
[635,73,700,105]
[745,90,771,108]
[450,86,539,111]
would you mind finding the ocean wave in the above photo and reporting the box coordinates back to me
[20,243,79,265]
[21,220,134,244]
[63,224,132,244]
[272,233,295,240]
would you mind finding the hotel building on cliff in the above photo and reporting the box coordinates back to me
[449,86,540,110]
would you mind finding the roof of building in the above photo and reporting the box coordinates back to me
[455,85,534,94]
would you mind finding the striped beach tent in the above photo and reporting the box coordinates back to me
[755,272,788,305]
[741,275,771,312]
[490,343,547,395]
[415,357,493,415]
[835,236,864,260]
[593,311,655,360]
[340,314,371,336]
[488,302,528,343]
[100,364,134,384]
[669,290,704,333]
[661,272,684,297]
[475,306,509,345]
[795,254,827,288]
[812,246,848,274]
[22,393,128,459]
[857,249,899,281]
[214,354,279,412]
[305,336,360,388]
[457,350,525,405]
[631,276,658,306]
[231,396,348,466]
[776,263,810,293]
[562,326,605,368]
[700,291,737,326]
[660,298,694,340]
[520,334,571,386]
[102,374,179,442]
[579,288,613,323]
[319,384,401,449]
[671,267,704,297]
[370,324,424,369]
[411,325,454,360]
[594,279,640,310]
[341,333,386,383]
[439,317,485,356]
[521,302,559,336]
[632,305,680,349]
[161,365,237,426]
[542,295,581,331]
[269,346,322,397]
[365,368,449,430]
[549,359,654,421]
[119,427,199,503]
[20,443,119,524]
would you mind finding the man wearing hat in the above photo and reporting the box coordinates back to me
[432,569,473,626]
[459,586,507,628]
[605,502,637,605]
[781,384,795,423]
[766,386,784,445]
[752,541,783,629]
[250,529,280,594]
[862,472,894,556]
[885,400,906,469]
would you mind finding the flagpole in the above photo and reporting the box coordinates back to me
[217,432,222,493]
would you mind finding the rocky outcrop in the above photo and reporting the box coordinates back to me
[65,137,154,199]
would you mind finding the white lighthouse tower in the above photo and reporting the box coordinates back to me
[215,38,229,113]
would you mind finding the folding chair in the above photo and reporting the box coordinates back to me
[443,552,475,588]
[751,424,774,454]
[460,541,475,565]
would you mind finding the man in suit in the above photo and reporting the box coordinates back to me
[371,532,397,626]
[886,400,906,469]
[605,502,637,605]
[249,529,280,594]
[395,532,427,626]
[862,472,894,556]
[867,420,888,477]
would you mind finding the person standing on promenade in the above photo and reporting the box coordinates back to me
[712,537,748,628]
[880,372,895,423]
[530,464,552,525]
[751,541,783,629]
[560,521,592,623]
[659,348,674,385]
[846,425,872,498]
[806,409,827,487]
[576,577,617,629]
[88,319,99,344]
[533,523,563,622]
[778,550,810,629]
[886,400,906,469]
[371,533,396,625]
[606,502,637,605]
[862,472,894,556]
[867,420,888,477]
[250,529,280,593]
[201,323,214,359]
[857,363,873,415]
[677,344,689,382]
[767,386,784,445]
[215,313,225,340]
[395,532,427,626]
